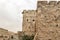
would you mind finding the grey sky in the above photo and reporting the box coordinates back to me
[0,0,59,33]
[0,0,37,33]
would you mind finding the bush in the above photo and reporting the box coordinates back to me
[22,35,34,40]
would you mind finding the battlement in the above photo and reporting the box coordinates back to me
[37,1,60,8]
[22,10,37,17]
[22,10,36,14]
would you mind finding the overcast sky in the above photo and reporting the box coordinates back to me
[0,0,59,33]
[0,0,37,33]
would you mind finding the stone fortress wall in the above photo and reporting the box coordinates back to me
[34,1,60,40]
[22,1,60,40]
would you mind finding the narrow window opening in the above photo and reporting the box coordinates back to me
[27,19,28,21]
[11,35,13,39]
[33,19,35,21]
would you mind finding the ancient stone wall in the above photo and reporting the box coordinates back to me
[34,1,60,40]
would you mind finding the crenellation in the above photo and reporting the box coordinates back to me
[37,1,48,9]
[49,1,57,5]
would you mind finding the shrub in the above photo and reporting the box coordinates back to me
[22,35,34,40]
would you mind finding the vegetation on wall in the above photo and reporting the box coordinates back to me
[22,35,34,40]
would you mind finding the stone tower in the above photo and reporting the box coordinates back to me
[22,10,36,36]
[34,1,60,40]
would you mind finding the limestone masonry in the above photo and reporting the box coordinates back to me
[22,1,60,40]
